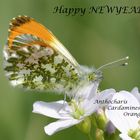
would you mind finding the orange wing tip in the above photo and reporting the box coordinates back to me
[8,15,55,48]
[9,15,33,31]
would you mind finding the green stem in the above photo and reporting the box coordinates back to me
[88,133,94,140]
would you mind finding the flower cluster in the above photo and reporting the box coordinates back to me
[32,81,140,140]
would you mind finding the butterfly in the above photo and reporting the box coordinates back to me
[3,16,102,95]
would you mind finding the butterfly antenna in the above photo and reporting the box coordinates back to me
[96,56,129,71]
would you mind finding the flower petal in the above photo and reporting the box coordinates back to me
[82,99,99,116]
[44,119,81,135]
[75,81,99,100]
[131,87,139,94]
[100,89,116,96]
[93,88,115,107]
[86,81,99,99]
[33,101,72,119]
[105,91,139,133]
[131,87,140,102]
[99,89,115,100]
[82,89,115,115]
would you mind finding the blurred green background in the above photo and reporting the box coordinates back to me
[0,0,140,140]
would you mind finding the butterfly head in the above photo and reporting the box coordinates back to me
[87,70,103,82]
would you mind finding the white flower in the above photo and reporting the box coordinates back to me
[33,82,115,135]
[105,88,140,140]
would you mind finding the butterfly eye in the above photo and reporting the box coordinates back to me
[88,73,96,81]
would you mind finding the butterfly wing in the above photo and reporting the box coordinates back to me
[4,16,84,93]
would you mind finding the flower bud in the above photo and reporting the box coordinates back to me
[105,121,116,134]
[95,109,107,130]
[96,129,104,140]
[76,117,91,134]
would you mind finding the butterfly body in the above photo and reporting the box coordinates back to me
[3,16,101,95]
